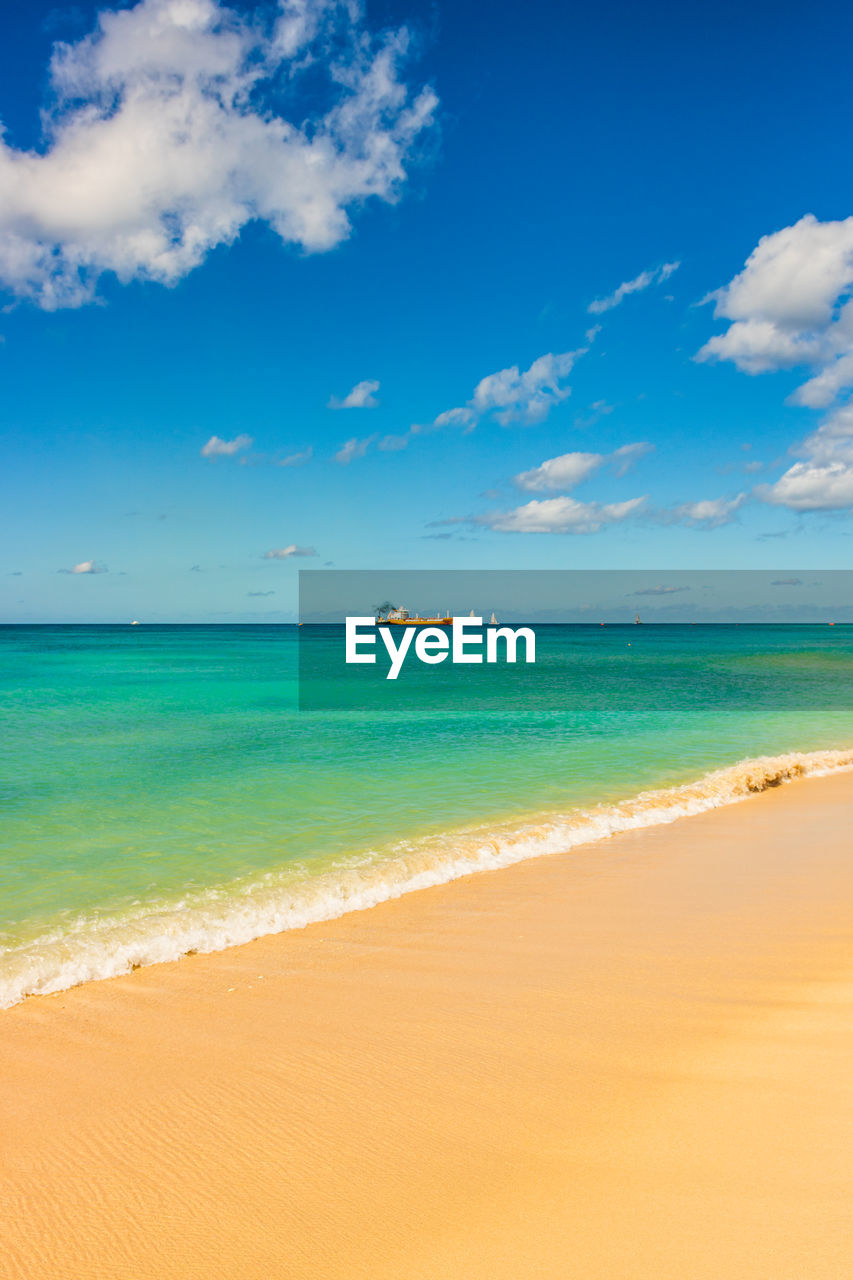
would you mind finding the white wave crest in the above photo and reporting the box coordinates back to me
[2,748,852,1009]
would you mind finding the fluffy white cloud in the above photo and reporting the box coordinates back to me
[697,215,853,514]
[670,494,747,527]
[409,347,586,443]
[341,344,589,461]
[0,0,436,308]
[201,432,252,457]
[514,450,601,492]
[263,544,316,558]
[799,402,853,460]
[588,261,679,315]
[761,462,853,510]
[757,404,853,509]
[471,350,581,425]
[477,495,645,535]
[697,215,853,399]
[59,559,108,574]
[335,434,376,463]
[514,442,651,493]
[328,379,380,409]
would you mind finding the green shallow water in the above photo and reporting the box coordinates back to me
[2,623,853,1003]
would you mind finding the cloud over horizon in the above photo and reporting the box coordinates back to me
[58,559,108,574]
[262,544,317,558]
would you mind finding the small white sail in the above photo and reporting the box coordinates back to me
[490,612,497,625]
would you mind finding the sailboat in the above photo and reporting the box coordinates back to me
[634,613,642,625]
[489,612,498,625]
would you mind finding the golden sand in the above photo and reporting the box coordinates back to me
[2,770,853,1278]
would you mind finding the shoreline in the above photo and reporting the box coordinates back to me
[3,769,853,1277]
[4,745,853,1009]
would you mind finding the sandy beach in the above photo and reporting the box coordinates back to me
[2,769,853,1279]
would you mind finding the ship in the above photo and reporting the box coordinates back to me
[378,607,452,626]
[634,613,642,625]
[375,607,497,626]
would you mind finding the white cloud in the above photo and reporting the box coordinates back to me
[514,441,651,493]
[432,406,477,430]
[366,344,590,457]
[328,379,380,409]
[669,493,748,527]
[696,215,853,514]
[588,261,680,315]
[770,397,853,511]
[377,432,410,451]
[477,495,646,535]
[697,218,853,511]
[410,347,586,441]
[758,413,853,509]
[201,432,252,457]
[515,450,602,492]
[263,545,316,558]
[471,350,582,424]
[760,459,853,511]
[274,446,313,467]
[335,434,376,463]
[0,0,437,308]
[59,559,108,574]
[697,215,853,398]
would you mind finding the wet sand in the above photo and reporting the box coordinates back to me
[2,770,853,1279]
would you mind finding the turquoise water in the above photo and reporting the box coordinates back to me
[2,623,853,1005]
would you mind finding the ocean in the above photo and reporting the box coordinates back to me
[2,622,853,1008]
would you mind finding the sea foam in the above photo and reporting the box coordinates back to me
[2,747,852,1010]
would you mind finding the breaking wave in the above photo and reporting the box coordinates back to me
[3,748,853,1009]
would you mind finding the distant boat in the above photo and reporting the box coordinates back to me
[489,612,498,625]
[634,613,642,625]
[378,607,452,626]
[131,620,140,626]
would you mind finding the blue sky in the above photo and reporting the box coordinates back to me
[3,0,853,621]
